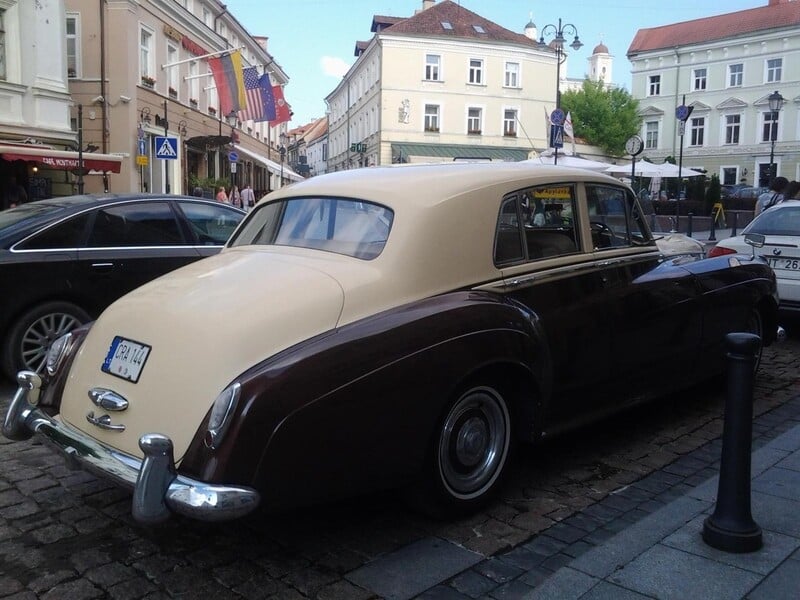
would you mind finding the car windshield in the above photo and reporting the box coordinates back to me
[745,204,800,236]
[229,196,394,260]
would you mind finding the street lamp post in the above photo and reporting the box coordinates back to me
[768,90,784,183]
[279,132,287,188]
[225,111,238,192]
[537,18,582,166]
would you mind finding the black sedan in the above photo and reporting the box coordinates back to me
[0,194,245,379]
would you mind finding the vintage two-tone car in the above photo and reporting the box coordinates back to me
[3,162,781,524]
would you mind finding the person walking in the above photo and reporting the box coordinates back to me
[240,184,256,212]
[230,185,241,209]
[2,176,28,210]
[215,186,228,203]
[755,176,788,216]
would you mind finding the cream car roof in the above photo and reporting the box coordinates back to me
[259,162,628,322]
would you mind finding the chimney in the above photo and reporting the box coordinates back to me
[254,36,268,53]
[421,0,436,11]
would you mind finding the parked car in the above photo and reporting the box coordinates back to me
[708,199,800,315]
[0,194,245,379]
[4,163,780,524]
[731,186,768,201]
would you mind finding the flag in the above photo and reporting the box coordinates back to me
[544,106,551,146]
[240,67,276,122]
[269,85,291,125]
[564,111,574,141]
[564,111,576,154]
[208,50,246,115]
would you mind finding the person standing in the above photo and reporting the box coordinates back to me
[2,176,28,210]
[215,186,228,203]
[230,185,241,209]
[240,184,256,212]
[755,176,788,216]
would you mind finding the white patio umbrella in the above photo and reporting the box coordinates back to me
[605,162,705,178]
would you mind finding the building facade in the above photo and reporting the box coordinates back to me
[325,0,571,171]
[628,0,800,187]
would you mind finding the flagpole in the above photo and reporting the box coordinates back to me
[161,46,245,71]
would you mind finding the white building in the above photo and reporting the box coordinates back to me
[628,0,800,187]
[325,0,571,170]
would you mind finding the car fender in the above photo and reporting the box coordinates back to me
[178,290,550,509]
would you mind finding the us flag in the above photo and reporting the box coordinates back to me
[240,66,275,122]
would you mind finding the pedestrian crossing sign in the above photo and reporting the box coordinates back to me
[154,136,178,160]
[549,124,564,149]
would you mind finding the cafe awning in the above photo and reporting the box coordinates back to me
[391,142,532,163]
[233,145,304,182]
[0,144,123,173]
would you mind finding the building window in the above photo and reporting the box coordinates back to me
[469,59,483,85]
[692,68,707,91]
[425,54,440,81]
[167,43,179,98]
[66,14,80,78]
[689,117,705,146]
[722,167,737,186]
[728,63,743,87]
[762,110,779,143]
[504,62,519,87]
[202,5,212,27]
[645,121,658,149]
[648,74,661,96]
[424,104,440,132]
[467,107,482,134]
[503,109,517,137]
[189,60,199,105]
[140,27,154,81]
[725,114,741,145]
[766,58,782,84]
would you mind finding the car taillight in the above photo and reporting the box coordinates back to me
[707,245,737,258]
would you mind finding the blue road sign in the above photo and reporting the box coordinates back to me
[154,136,178,160]
[549,124,564,148]
[228,151,238,162]
[550,108,565,126]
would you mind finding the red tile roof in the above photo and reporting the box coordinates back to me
[628,2,800,55]
[375,0,536,47]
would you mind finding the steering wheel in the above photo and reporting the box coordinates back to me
[590,221,617,247]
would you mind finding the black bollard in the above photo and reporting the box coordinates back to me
[731,211,738,237]
[708,211,717,242]
[702,332,762,553]
[687,212,693,237]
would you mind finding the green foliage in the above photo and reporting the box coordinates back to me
[189,174,230,191]
[560,80,641,156]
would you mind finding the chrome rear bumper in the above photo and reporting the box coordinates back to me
[3,371,259,524]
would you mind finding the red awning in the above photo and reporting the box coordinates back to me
[0,144,123,173]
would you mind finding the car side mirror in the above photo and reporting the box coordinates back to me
[744,233,765,248]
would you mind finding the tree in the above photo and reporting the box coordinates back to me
[559,80,641,156]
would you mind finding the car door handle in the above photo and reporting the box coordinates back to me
[91,262,115,272]
[86,411,125,432]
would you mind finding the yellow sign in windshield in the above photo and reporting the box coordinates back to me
[533,187,571,199]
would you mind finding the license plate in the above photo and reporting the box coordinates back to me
[102,336,151,383]
[767,257,800,271]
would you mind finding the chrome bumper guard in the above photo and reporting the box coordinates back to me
[3,371,260,524]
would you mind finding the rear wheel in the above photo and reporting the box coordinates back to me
[744,309,764,372]
[410,383,512,517]
[1,302,90,380]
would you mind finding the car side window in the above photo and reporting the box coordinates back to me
[177,201,244,245]
[586,185,649,250]
[16,212,91,250]
[494,185,580,266]
[87,202,184,247]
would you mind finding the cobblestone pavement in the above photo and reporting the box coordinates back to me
[0,335,798,600]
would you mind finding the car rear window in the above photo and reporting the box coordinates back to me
[229,197,394,260]
[745,204,800,236]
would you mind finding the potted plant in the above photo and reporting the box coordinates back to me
[208,106,217,116]
[189,98,198,108]
[169,87,178,98]
[141,75,156,88]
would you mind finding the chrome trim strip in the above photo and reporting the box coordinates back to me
[2,373,259,524]
[483,251,661,292]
